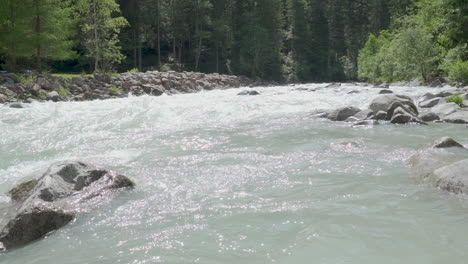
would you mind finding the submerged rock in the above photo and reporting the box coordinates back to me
[0,161,135,250]
[432,137,465,149]
[420,112,440,122]
[379,89,393,94]
[434,159,468,194]
[409,137,468,195]
[327,106,361,121]
[237,90,260,96]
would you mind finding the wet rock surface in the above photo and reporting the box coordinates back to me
[410,137,468,195]
[0,161,135,250]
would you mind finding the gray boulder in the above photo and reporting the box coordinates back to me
[419,97,442,108]
[328,107,361,121]
[420,112,440,122]
[352,109,374,120]
[0,161,135,250]
[443,110,468,124]
[431,103,460,117]
[369,94,417,115]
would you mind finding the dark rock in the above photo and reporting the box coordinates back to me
[379,89,393,94]
[375,111,387,120]
[390,113,413,124]
[386,102,418,121]
[0,161,135,250]
[9,103,23,109]
[419,97,442,108]
[420,112,440,122]
[237,90,260,96]
[0,207,75,250]
[432,137,464,149]
[328,107,361,121]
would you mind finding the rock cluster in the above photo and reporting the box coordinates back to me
[417,90,468,124]
[0,71,261,105]
[0,161,135,250]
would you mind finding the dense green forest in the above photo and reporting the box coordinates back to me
[0,0,466,84]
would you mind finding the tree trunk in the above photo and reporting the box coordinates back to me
[156,0,161,69]
[93,0,99,72]
[34,0,42,73]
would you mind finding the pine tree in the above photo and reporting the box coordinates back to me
[0,0,33,71]
[76,0,128,72]
[29,0,77,72]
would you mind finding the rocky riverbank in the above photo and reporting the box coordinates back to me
[0,71,269,105]
[310,83,468,125]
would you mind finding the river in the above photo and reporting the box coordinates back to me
[1,84,468,263]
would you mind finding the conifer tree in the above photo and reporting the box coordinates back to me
[76,0,128,72]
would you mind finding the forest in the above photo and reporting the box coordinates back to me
[0,0,466,84]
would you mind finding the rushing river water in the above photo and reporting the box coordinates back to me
[1,84,468,264]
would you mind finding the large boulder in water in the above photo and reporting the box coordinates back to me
[327,106,361,121]
[369,94,418,115]
[0,161,135,250]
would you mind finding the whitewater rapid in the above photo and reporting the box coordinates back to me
[1,83,468,263]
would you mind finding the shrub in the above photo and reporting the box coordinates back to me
[128,68,139,73]
[16,74,36,84]
[445,94,465,107]
[56,87,69,97]
[109,85,122,95]
[447,60,468,86]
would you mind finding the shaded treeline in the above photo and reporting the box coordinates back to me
[0,0,414,82]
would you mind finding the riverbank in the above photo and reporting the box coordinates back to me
[0,71,273,105]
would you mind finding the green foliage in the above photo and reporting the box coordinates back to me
[446,60,468,86]
[358,0,467,83]
[16,74,36,84]
[109,85,122,95]
[51,73,92,79]
[56,87,69,97]
[127,68,139,73]
[76,0,128,73]
[39,90,48,100]
[445,94,465,107]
